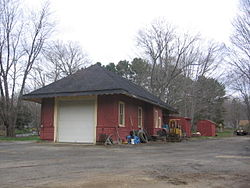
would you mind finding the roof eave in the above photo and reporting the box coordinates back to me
[23,89,178,114]
[22,89,128,102]
[124,93,178,114]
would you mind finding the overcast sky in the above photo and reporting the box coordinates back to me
[26,0,239,64]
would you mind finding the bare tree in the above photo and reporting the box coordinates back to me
[137,19,226,129]
[230,75,250,121]
[137,18,224,99]
[31,61,49,88]
[137,19,209,101]
[0,0,54,136]
[186,42,225,128]
[224,98,247,128]
[43,40,89,82]
[229,0,250,122]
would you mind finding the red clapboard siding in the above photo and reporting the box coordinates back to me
[197,120,216,136]
[97,94,162,142]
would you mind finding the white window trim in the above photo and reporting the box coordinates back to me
[118,101,125,127]
[154,110,158,128]
[158,117,162,128]
[138,107,143,128]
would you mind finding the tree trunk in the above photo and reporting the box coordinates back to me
[245,97,250,123]
[5,112,17,137]
[6,123,15,137]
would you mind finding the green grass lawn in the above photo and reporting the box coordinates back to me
[0,136,40,141]
[216,129,234,137]
[15,128,37,134]
[190,129,234,140]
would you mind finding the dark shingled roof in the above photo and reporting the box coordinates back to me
[23,64,177,113]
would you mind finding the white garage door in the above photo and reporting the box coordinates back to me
[57,100,95,143]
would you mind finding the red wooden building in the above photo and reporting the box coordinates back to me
[168,116,192,137]
[24,64,177,143]
[197,120,216,136]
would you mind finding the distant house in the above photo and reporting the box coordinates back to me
[239,120,250,128]
[23,64,177,143]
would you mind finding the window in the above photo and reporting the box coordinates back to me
[138,107,143,128]
[119,101,125,126]
[154,110,158,128]
[158,117,162,128]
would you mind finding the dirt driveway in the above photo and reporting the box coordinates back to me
[0,136,250,188]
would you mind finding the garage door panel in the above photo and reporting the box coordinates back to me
[57,100,95,143]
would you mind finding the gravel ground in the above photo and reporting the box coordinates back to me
[0,136,249,188]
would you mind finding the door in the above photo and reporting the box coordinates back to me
[57,99,95,143]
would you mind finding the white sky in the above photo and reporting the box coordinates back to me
[26,0,239,64]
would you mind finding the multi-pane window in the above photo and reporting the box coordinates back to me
[138,107,143,128]
[119,102,125,126]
